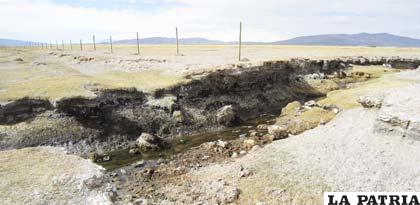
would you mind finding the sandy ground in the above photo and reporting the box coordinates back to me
[155,69,420,204]
[1,45,420,102]
[0,147,114,205]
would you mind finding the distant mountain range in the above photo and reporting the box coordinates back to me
[0,39,39,46]
[3,33,420,47]
[273,33,420,47]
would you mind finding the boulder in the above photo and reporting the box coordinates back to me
[216,105,236,126]
[268,125,288,140]
[357,95,383,108]
[136,133,167,152]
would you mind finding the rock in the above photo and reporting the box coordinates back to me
[102,155,111,162]
[88,152,100,162]
[120,168,127,175]
[304,100,316,107]
[88,152,110,162]
[231,152,238,158]
[249,131,259,138]
[218,187,240,203]
[216,140,228,148]
[256,124,269,131]
[357,95,383,108]
[262,134,275,142]
[216,105,236,126]
[268,125,288,140]
[239,150,247,155]
[383,64,392,68]
[239,134,247,139]
[172,110,184,123]
[129,148,141,155]
[239,167,252,177]
[333,108,340,114]
[243,139,256,150]
[133,160,145,168]
[14,58,23,62]
[136,133,167,152]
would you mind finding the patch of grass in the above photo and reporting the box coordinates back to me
[319,68,412,109]
[276,106,336,135]
[0,68,186,101]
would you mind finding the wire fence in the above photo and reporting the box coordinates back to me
[1,22,245,60]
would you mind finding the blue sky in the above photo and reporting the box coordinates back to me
[0,0,419,42]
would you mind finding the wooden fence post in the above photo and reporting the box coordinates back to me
[62,40,64,51]
[70,40,73,50]
[238,21,242,61]
[110,35,113,54]
[136,32,140,55]
[93,35,96,51]
[80,40,83,51]
[176,27,179,56]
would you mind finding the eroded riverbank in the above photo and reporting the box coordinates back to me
[1,55,419,204]
[2,57,418,157]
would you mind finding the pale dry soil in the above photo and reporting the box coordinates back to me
[0,147,114,205]
[1,45,420,101]
[157,69,420,204]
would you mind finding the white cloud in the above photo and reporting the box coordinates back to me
[0,0,419,42]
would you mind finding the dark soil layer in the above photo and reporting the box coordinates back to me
[1,57,419,155]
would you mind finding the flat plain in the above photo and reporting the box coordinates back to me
[1,45,420,102]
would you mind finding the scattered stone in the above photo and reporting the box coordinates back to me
[216,105,236,126]
[239,134,247,139]
[256,124,269,131]
[357,95,383,108]
[249,131,259,138]
[243,139,256,150]
[120,168,127,175]
[133,160,145,168]
[239,167,253,178]
[88,152,110,162]
[14,58,23,62]
[268,125,288,140]
[129,148,141,155]
[172,110,185,123]
[216,140,228,148]
[239,150,247,155]
[383,64,392,68]
[304,100,316,107]
[136,133,167,152]
[333,108,340,114]
[218,187,240,203]
[262,134,275,142]
[231,152,238,158]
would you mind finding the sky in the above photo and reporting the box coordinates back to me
[0,0,420,42]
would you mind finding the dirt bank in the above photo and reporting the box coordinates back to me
[0,57,419,156]
[113,70,420,204]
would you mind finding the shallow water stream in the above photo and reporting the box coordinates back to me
[97,114,277,170]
